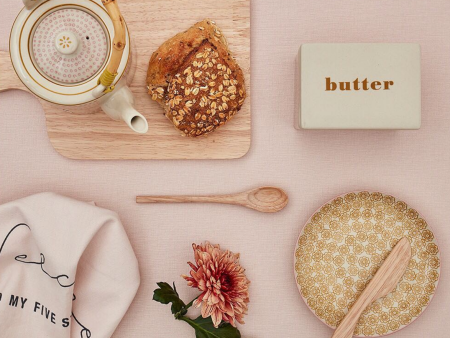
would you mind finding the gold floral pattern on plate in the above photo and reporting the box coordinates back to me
[294,191,440,337]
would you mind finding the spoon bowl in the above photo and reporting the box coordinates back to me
[241,187,289,213]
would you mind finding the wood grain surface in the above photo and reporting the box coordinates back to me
[136,187,289,213]
[0,51,26,92]
[0,0,251,160]
[331,238,412,338]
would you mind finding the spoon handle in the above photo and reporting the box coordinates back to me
[136,194,240,205]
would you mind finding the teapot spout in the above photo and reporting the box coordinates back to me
[121,109,148,134]
[100,86,148,134]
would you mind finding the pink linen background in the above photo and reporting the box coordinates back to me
[0,0,449,337]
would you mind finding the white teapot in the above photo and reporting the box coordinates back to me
[10,0,148,134]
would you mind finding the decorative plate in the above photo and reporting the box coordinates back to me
[294,191,440,337]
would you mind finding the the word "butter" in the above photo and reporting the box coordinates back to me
[325,78,394,91]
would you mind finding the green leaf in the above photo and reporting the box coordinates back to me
[153,282,187,315]
[182,316,241,338]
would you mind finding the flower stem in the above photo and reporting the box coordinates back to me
[180,316,195,325]
[184,297,197,310]
[174,296,198,320]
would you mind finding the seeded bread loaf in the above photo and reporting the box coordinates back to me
[147,19,246,137]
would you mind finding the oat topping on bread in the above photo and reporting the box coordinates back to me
[147,19,246,137]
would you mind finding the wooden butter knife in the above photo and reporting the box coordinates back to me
[331,237,412,338]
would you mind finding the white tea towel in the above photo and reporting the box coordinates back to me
[0,193,140,338]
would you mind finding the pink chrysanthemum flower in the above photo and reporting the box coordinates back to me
[182,242,250,328]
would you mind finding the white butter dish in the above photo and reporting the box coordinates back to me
[296,43,421,130]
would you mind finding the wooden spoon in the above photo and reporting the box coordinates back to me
[136,187,288,213]
[331,237,412,338]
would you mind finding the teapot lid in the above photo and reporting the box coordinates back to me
[31,8,109,85]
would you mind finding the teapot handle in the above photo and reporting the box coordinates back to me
[94,0,127,95]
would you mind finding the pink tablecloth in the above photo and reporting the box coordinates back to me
[0,0,448,337]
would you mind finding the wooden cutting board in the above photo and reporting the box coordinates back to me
[0,0,251,160]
